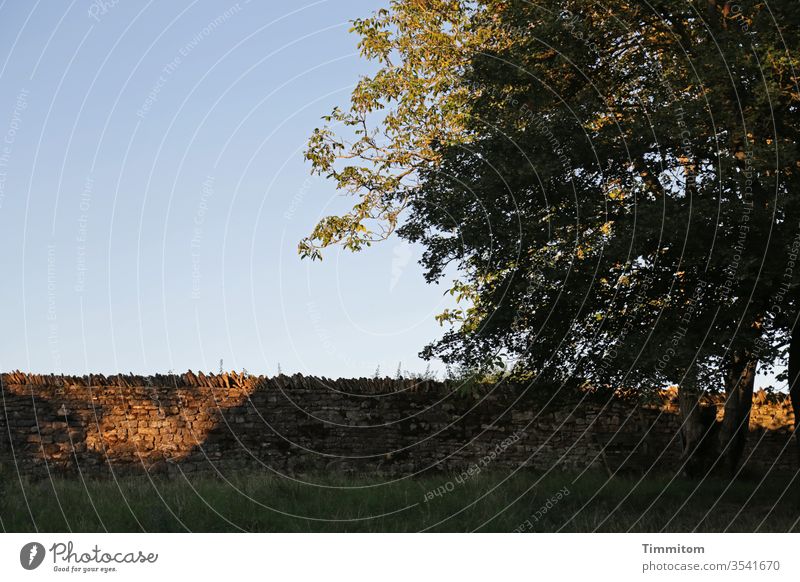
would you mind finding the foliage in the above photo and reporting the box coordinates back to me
[303,0,800,395]
[404,0,800,395]
[300,0,480,260]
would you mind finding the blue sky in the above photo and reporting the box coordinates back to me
[0,0,456,378]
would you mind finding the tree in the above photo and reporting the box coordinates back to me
[303,0,800,475]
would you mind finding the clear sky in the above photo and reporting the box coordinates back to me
[0,0,456,378]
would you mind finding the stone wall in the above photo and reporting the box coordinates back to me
[0,372,796,478]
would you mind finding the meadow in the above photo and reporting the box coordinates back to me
[1,468,798,533]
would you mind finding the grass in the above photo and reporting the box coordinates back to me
[1,468,798,532]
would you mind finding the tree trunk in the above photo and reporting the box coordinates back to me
[789,324,800,464]
[717,352,757,475]
[678,371,717,478]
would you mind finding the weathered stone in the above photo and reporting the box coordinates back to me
[0,372,794,478]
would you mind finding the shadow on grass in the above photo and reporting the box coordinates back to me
[1,468,798,533]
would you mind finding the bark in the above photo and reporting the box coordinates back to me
[678,371,717,478]
[717,352,757,475]
[789,325,800,464]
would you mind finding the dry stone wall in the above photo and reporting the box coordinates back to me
[0,372,795,478]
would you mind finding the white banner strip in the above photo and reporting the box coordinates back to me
[0,533,796,581]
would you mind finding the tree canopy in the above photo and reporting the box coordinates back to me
[302,0,800,475]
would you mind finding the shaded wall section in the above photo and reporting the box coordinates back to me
[0,372,795,478]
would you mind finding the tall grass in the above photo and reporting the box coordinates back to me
[1,468,798,532]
